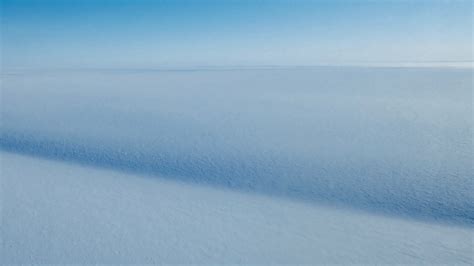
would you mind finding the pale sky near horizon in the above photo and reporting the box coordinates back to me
[1,0,473,68]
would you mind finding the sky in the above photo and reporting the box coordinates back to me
[1,0,472,68]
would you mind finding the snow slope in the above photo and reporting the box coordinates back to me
[1,67,472,225]
[2,151,472,264]
[1,67,473,263]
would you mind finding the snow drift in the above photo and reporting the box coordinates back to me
[2,151,472,264]
[1,67,473,226]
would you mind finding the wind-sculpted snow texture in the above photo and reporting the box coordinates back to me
[2,152,472,264]
[1,67,472,226]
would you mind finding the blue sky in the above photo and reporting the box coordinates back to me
[1,0,472,68]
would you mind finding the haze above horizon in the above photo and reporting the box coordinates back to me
[1,0,472,68]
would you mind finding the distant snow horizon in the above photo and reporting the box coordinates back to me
[2,61,474,73]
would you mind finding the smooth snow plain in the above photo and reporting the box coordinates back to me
[1,67,473,263]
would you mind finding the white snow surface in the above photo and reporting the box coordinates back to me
[1,151,472,264]
[1,67,473,263]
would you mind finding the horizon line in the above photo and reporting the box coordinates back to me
[2,61,473,73]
